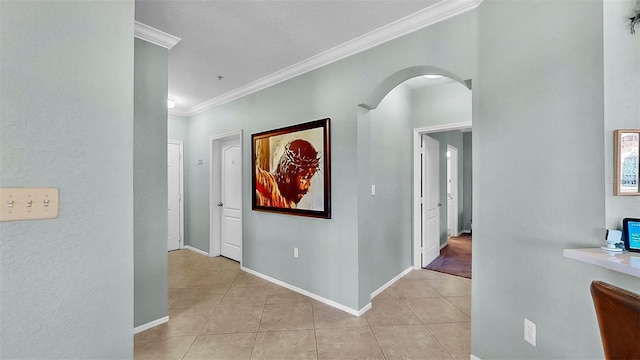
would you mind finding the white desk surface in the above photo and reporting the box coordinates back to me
[563,248,640,278]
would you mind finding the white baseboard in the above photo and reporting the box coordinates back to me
[370,266,413,300]
[470,354,481,360]
[241,266,368,316]
[462,229,472,234]
[134,316,169,334]
[440,242,448,250]
[184,245,209,256]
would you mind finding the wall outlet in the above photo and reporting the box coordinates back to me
[293,247,299,258]
[524,318,536,347]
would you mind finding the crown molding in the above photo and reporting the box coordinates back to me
[168,108,190,117]
[134,21,181,50]
[184,0,482,117]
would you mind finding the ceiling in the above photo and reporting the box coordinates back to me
[134,0,469,116]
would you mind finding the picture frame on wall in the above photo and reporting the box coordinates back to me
[614,129,640,196]
[252,118,331,218]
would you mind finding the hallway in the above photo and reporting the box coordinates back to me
[134,250,471,359]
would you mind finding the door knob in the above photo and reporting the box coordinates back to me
[437,202,442,207]
[217,202,223,207]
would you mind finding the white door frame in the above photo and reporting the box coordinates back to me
[209,130,243,264]
[447,144,459,238]
[168,139,184,250]
[413,122,471,269]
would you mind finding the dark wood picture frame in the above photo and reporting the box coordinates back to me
[252,118,331,218]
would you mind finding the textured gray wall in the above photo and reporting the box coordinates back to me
[410,81,472,129]
[604,0,640,227]
[474,0,640,358]
[134,39,169,328]
[359,84,413,304]
[168,114,189,142]
[0,1,134,358]
[462,132,472,232]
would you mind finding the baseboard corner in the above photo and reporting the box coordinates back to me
[470,354,482,360]
[134,316,169,334]
[240,266,363,317]
[184,245,209,256]
[370,266,413,300]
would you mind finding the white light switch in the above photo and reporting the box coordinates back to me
[371,185,376,196]
[0,188,59,222]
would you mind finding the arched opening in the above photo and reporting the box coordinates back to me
[357,66,473,306]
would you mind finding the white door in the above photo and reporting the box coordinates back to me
[220,138,242,261]
[167,142,182,251]
[422,135,440,267]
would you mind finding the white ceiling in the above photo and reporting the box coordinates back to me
[134,0,473,115]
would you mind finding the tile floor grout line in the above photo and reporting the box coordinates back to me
[311,301,320,360]
[367,319,389,360]
[398,287,456,359]
[179,335,198,360]
[248,294,268,358]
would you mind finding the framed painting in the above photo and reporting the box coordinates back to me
[252,118,331,218]
[614,129,640,196]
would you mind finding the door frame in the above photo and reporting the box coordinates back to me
[446,144,459,238]
[413,122,471,269]
[168,139,184,250]
[209,130,243,264]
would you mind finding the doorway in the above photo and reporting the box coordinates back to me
[210,130,243,263]
[413,122,471,269]
[167,140,184,251]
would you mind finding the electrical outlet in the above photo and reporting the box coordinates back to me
[524,318,536,347]
[293,247,299,258]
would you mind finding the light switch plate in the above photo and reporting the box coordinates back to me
[0,188,59,222]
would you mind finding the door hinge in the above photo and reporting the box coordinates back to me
[420,197,424,204]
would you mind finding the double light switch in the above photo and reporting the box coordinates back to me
[0,188,59,222]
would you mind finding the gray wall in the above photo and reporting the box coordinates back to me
[474,0,640,358]
[0,1,134,358]
[169,114,189,142]
[134,39,169,328]
[427,130,465,246]
[358,84,414,305]
[184,11,478,311]
[462,132,472,232]
[604,0,640,228]
[410,80,472,129]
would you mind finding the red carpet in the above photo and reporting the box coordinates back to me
[425,234,472,279]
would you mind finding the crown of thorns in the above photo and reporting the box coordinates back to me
[278,141,321,175]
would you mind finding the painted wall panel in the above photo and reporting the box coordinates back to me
[360,84,414,303]
[463,132,473,232]
[169,114,189,142]
[604,0,640,227]
[134,39,169,328]
[475,0,640,358]
[0,1,134,358]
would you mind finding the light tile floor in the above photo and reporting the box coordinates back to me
[135,250,471,360]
